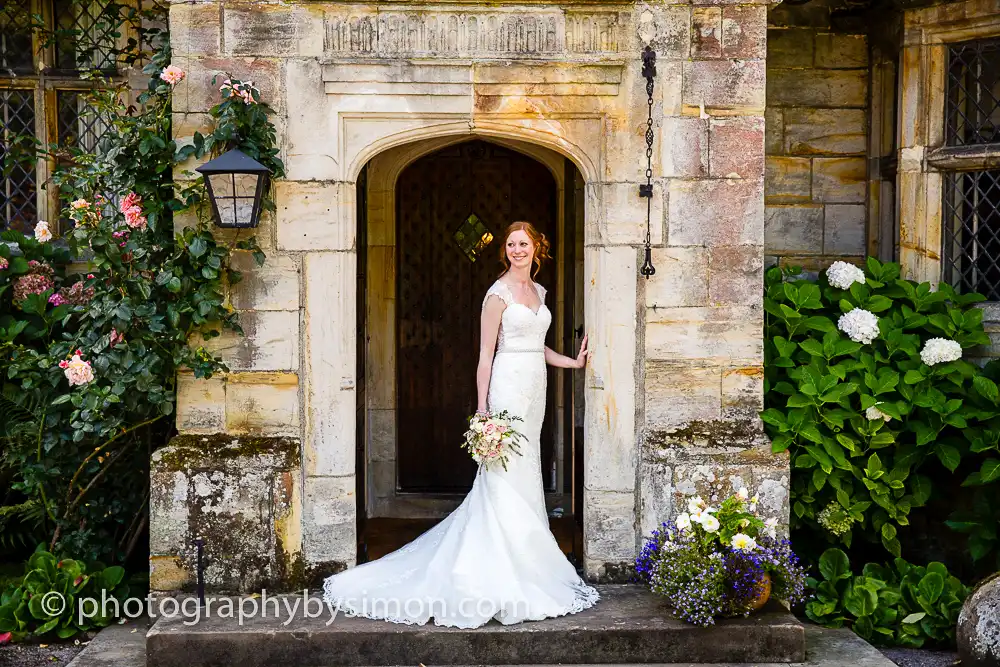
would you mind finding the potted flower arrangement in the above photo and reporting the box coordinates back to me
[636,489,808,626]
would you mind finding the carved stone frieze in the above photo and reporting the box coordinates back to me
[324,8,628,58]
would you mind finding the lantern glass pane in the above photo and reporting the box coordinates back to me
[208,172,259,227]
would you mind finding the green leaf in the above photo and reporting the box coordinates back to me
[918,572,944,604]
[974,375,1000,403]
[188,236,208,258]
[818,548,851,582]
[902,612,926,624]
[910,475,932,506]
[935,444,961,472]
[980,458,1000,484]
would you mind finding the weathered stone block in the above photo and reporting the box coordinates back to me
[638,5,690,59]
[765,205,824,255]
[225,374,300,437]
[646,306,763,364]
[815,33,867,68]
[583,489,636,563]
[303,252,357,478]
[149,435,300,593]
[223,5,324,57]
[824,204,867,255]
[767,68,868,108]
[765,108,784,155]
[710,116,765,179]
[709,245,764,305]
[200,311,299,372]
[660,117,708,178]
[767,27,815,67]
[682,59,766,111]
[813,157,867,203]
[722,6,767,59]
[302,476,356,567]
[591,181,664,246]
[646,247,709,308]
[276,181,356,252]
[170,56,282,115]
[284,58,338,182]
[584,246,637,494]
[783,108,867,155]
[176,374,226,434]
[722,365,764,421]
[230,252,300,311]
[645,361,722,428]
[169,3,221,56]
[766,156,812,202]
[691,7,722,58]
[668,179,764,246]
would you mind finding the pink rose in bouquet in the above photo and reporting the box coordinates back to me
[460,410,526,473]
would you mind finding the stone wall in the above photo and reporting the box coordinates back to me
[155,0,789,592]
[764,3,870,269]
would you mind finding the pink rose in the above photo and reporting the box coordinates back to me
[159,65,186,86]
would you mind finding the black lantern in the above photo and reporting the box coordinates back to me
[195,148,270,228]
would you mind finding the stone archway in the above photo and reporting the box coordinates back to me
[358,136,586,556]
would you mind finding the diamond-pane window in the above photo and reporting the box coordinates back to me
[947,39,1000,146]
[452,213,494,262]
[942,170,1000,300]
[54,0,119,71]
[57,90,108,152]
[0,0,33,75]
[0,89,37,233]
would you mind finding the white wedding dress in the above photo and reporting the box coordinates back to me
[322,279,600,628]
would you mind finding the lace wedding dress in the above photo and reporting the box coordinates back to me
[322,279,599,628]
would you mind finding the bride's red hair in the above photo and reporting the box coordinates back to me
[499,221,552,277]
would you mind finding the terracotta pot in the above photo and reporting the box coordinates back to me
[749,571,772,611]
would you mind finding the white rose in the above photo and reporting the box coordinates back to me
[731,533,757,551]
[736,487,749,501]
[675,513,691,531]
[687,496,705,514]
[700,515,720,533]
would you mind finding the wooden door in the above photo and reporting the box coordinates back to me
[396,140,557,492]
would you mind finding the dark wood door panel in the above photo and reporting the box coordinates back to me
[396,140,556,492]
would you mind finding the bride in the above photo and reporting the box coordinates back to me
[322,221,600,628]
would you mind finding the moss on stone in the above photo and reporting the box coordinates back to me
[155,433,300,471]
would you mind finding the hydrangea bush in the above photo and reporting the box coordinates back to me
[762,258,1000,566]
[636,491,808,626]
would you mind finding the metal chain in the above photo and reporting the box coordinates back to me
[639,46,657,278]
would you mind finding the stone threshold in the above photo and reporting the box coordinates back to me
[145,585,806,667]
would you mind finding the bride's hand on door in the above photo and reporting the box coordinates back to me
[574,334,591,369]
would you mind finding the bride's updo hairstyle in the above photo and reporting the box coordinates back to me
[499,221,552,277]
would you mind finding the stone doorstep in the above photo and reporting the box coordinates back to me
[145,585,806,667]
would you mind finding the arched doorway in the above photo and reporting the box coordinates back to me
[357,137,586,564]
[395,140,558,491]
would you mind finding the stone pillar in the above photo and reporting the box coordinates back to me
[635,0,789,555]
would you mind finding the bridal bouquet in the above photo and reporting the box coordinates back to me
[635,489,808,626]
[461,410,526,472]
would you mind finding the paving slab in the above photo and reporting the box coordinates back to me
[145,585,806,667]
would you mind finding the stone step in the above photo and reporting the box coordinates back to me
[145,585,806,667]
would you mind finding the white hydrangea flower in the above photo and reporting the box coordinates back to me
[866,403,891,421]
[920,338,963,366]
[826,261,866,290]
[838,308,880,344]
